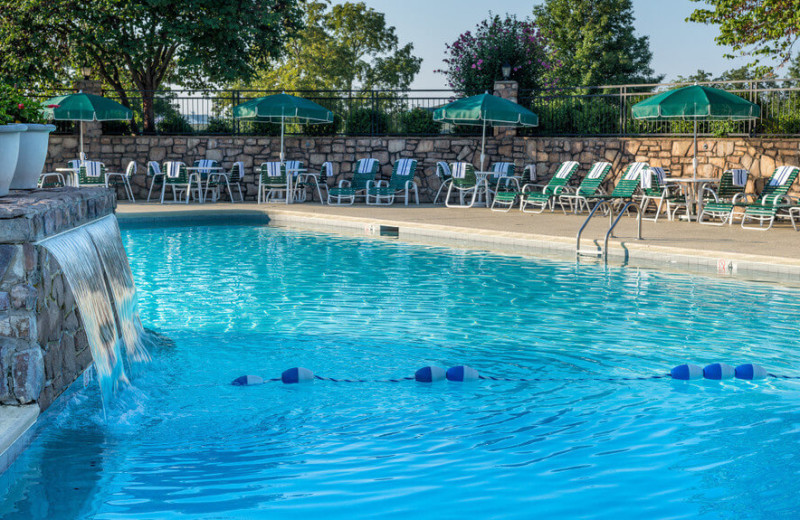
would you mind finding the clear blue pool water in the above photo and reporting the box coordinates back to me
[2,220,800,519]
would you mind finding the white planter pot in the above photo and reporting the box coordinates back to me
[10,123,56,190]
[0,124,27,196]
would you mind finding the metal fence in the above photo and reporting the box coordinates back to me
[33,78,800,137]
[520,78,800,137]
[95,88,460,137]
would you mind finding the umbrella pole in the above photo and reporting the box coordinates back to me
[80,121,85,162]
[280,116,285,164]
[693,119,698,180]
[480,119,486,171]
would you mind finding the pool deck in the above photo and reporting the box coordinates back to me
[115,201,800,280]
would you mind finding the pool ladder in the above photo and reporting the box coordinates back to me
[576,200,643,262]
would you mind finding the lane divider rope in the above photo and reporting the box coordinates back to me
[231,363,799,386]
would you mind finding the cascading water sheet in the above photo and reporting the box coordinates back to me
[39,214,149,401]
[85,215,151,364]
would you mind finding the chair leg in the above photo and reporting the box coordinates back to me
[148,176,161,202]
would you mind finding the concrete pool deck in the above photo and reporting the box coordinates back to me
[115,201,800,281]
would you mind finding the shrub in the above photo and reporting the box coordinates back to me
[303,113,342,136]
[400,107,440,134]
[205,117,234,134]
[345,107,389,135]
[437,14,559,96]
[102,120,134,134]
[0,85,44,125]
[157,112,194,134]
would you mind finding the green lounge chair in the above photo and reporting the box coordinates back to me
[639,167,686,222]
[519,161,580,213]
[105,161,136,202]
[284,160,306,202]
[740,166,800,230]
[445,162,479,208]
[587,162,649,211]
[488,162,522,212]
[328,158,379,205]
[490,164,538,212]
[557,162,613,213]
[77,160,107,187]
[366,158,419,205]
[161,161,202,204]
[698,169,750,225]
[227,161,246,203]
[433,161,453,204]
[146,161,164,202]
[258,161,288,203]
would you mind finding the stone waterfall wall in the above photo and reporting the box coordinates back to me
[45,135,800,202]
[0,189,116,411]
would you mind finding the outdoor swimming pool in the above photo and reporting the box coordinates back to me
[2,220,800,519]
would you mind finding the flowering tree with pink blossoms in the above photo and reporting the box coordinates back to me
[437,14,559,96]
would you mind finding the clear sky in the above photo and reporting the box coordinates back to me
[358,0,772,89]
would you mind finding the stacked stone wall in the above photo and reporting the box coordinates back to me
[0,189,115,410]
[45,135,800,202]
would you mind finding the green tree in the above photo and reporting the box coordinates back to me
[688,0,800,66]
[244,1,422,91]
[438,14,558,96]
[533,0,662,88]
[0,0,302,132]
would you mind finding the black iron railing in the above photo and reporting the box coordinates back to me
[30,79,800,137]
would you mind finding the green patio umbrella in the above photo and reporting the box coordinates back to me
[42,92,133,160]
[631,85,760,179]
[433,92,538,170]
[233,93,334,162]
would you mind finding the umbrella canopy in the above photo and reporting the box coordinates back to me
[631,85,760,121]
[433,93,539,126]
[631,85,760,178]
[233,93,334,162]
[433,93,538,169]
[42,92,133,160]
[42,92,133,121]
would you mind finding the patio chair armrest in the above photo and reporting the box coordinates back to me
[700,186,719,202]
[338,179,351,188]
[521,183,544,193]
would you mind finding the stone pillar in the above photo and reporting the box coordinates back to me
[493,80,519,138]
[74,79,103,160]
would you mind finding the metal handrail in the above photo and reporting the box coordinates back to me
[604,202,642,261]
[576,200,643,262]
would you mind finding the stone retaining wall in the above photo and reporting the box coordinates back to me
[0,189,116,410]
[46,135,800,202]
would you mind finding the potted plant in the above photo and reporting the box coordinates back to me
[0,86,30,196]
[0,85,56,190]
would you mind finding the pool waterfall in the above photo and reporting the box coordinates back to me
[38,214,149,402]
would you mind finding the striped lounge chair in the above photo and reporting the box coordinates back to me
[741,165,800,230]
[698,169,750,225]
[433,161,453,204]
[557,162,613,213]
[77,160,107,187]
[366,158,419,205]
[161,161,202,203]
[328,158,379,205]
[639,167,685,222]
[445,162,479,208]
[258,162,288,203]
[519,161,580,213]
